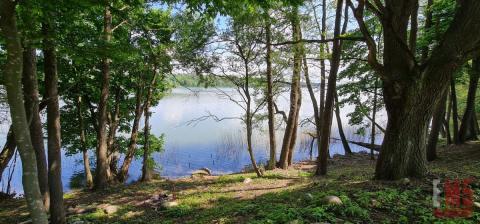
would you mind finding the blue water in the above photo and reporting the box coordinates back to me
[0,87,384,195]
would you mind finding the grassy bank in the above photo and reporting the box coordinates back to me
[1,142,480,223]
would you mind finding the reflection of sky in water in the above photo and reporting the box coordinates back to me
[0,87,386,194]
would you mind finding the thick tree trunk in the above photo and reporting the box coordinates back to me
[42,21,66,223]
[316,0,344,175]
[349,0,480,180]
[427,93,448,161]
[0,1,48,222]
[118,85,144,182]
[77,96,93,189]
[264,11,277,170]
[0,126,16,180]
[22,46,50,209]
[458,57,480,142]
[95,4,112,189]
[141,67,158,182]
[334,93,352,155]
[279,6,302,169]
[450,77,460,144]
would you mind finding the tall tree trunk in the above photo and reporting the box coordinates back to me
[316,0,344,175]
[0,1,48,222]
[141,66,158,182]
[95,3,112,189]
[450,77,460,144]
[319,0,327,120]
[22,46,50,209]
[118,84,144,182]
[244,60,262,177]
[458,57,480,142]
[264,11,277,170]
[279,6,302,169]
[444,93,452,144]
[335,93,352,155]
[303,52,323,160]
[409,0,418,54]
[370,78,378,159]
[42,21,66,223]
[77,96,93,189]
[427,92,448,161]
[107,87,121,177]
[0,126,16,180]
[246,111,262,177]
[421,0,433,62]
[287,96,301,166]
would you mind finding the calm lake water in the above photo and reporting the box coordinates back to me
[0,87,385,195]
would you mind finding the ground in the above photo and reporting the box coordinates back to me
[1,142,480,223]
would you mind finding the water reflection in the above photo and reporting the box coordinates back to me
[0,87,384,194]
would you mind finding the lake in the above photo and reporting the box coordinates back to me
[0,87,385,195]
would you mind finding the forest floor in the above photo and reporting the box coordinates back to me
[1,142,480,223]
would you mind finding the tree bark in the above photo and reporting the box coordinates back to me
[451,77,460,144]
[118,84,144,182]
[77,96,93,189]
[421,0,433,62]
[0,126,16,181]
[458,57,480,142]
[279,6,302,169]
[334,93,352,155]
[319,0,327,120]
[370,78,378,160]
[427,92,448,161]
[107,87,121,177]
[264,11,277,170]
[303,52,323,160]
[0,1,48,222]
[141,67,158,182]
[22,46,50,208]
[370,0,480,180]
[95,3,113,189]
[444,88,452,145]
[244,58,262,177]
[42,21,66,223]
[316,0,344,175]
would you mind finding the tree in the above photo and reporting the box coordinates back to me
[0,0,48,222]
[42,11,66,222]
[279,6,302,169]
[316,0,345,175]
[348,0,480,180]
[458,57,480,142]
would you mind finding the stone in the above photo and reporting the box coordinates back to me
[100,204,119,215]
[191,168,212,177]
[474,202,480,210]
[323,195,343,205]
[371,199,380,207]
[161,201,179,208]
[306,193,314,200]
[243,178,253,184]
[400,178,410,185]
[287,219,301,224]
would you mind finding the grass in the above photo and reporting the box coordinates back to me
[1,142,480,223]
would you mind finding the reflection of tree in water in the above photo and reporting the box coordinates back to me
[214,131,244,168]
